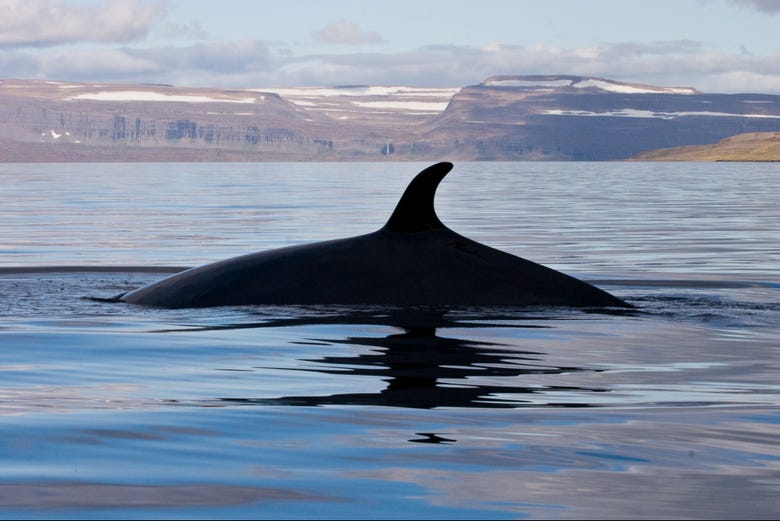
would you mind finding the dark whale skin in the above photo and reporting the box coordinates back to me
[120,162,631,309]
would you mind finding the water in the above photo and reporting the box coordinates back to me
[0,162,778,519]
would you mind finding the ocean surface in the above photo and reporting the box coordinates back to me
[0,161,778,519]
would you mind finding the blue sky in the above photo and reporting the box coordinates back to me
[2,0,780,92]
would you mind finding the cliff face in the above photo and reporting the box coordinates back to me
[0,80,337,160]
[2,76,780,161]
[412,76,780,160]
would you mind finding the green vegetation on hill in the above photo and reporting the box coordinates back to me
[630,132,780,161]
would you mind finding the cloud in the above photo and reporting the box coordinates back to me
[127,39,274,74]
[261,41,780,94]
[597,40,705,58]
[39,47,163,79]
[0,0,165,47]
[311,20,385,45]
[161,21,209,41]
[0,37,276,85]
[731,0,780,13]
[0,48,40,77]
[2,32,779,95]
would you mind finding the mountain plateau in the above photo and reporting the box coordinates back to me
[1,75,778,161]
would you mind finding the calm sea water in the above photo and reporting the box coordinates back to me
[0,161,778,519]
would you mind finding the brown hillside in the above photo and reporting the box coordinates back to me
[630,132,780,161]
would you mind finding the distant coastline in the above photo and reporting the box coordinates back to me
[3,75,780,162]
[3,134,779,162]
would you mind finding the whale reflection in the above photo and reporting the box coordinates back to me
[217,323,606,409]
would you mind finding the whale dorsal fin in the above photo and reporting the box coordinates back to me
[383,162,453,233]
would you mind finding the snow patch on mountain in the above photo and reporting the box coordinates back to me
[69,91,261,103]
[543,108,780,119]
[484,75,697,94]
[255,85,458,116]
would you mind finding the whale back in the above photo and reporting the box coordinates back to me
[119,162,633,309]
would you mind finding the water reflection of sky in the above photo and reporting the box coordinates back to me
[0,277,778,518]
[2,403,777,518]
[1,161,779,518]
[1,162,779,279]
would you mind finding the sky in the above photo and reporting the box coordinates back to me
[1,0,780,93]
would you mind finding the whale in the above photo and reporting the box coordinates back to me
[119,162,632,309]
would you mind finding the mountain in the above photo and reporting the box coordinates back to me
[0,79,333,161]
[1,76,779,161]
[630,132,780,161]
[416,75,780,160]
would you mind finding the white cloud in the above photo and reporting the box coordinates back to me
[0,0,165,47]
[161,21,209,41]
[126,39,274,74]
[40,47,163,78]
[311,20,385,45]
[597,40,705,58]
[2,32,779,95]
[3,39,278,84]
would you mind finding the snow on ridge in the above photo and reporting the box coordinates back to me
[543,108,780,119]
[484,76,697,94]
[254,86,459,99]
[572,79,695,94]
[42,130,72,140]
[250,85,457,115]
[350,100,450,113]
[69,91,259,104]
[484,79,571,88]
